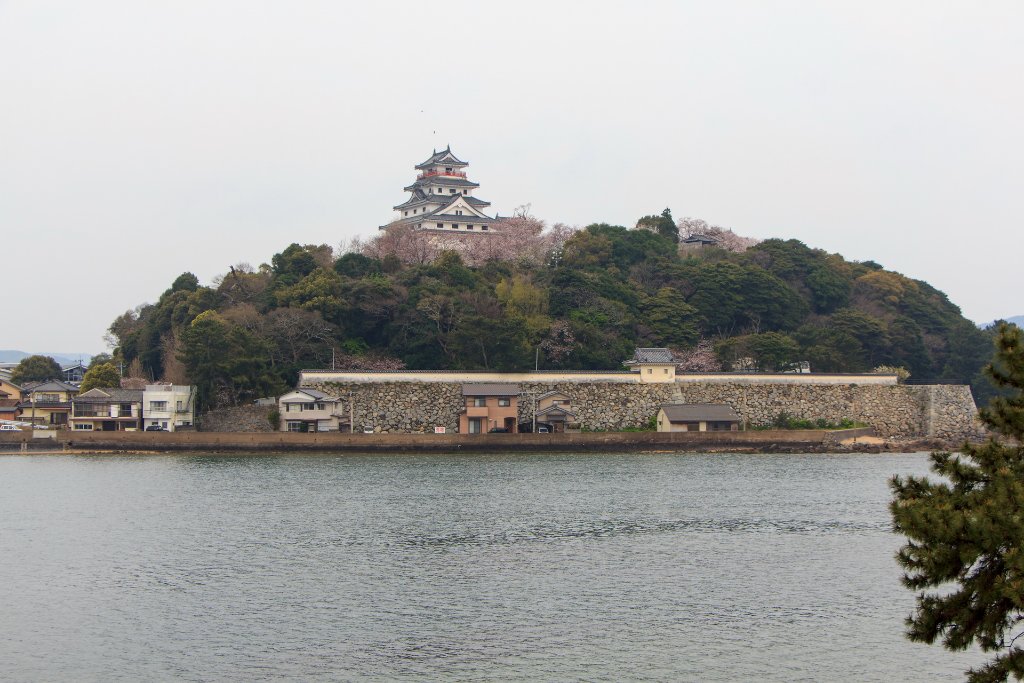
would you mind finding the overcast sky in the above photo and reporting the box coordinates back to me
[2,1,1021,353]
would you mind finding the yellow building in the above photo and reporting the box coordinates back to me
[18,381,79,427]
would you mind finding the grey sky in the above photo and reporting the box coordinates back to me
[2,1,1021,352]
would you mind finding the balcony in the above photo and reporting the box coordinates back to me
[466,406,490,418]
[417,169,467,180]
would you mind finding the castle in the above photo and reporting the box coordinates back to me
[382,146,499,234]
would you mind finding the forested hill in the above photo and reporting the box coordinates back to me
[106,222,997,408]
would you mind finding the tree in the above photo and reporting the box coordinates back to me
[88,353,113,369]
[890,322,1024,682]
[11,355,63,384]
[79,362,121,393]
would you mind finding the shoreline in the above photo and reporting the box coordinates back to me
[0,431,964,457]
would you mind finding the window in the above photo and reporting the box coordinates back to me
[456,210,463,215]
[450,188,456,193]
[404,211,408,216]
[473,398,486,407]
[498,398,510,407]
[287,421,303,432]
[647,368,653,374]
[664,368,669,374]
[315,402,325,411]
[445,167,452,172]
[467,225,474,230]
[462,190,467,194]
[150,401,167,411]
[176,400,183,411]
[482,226,489,231]
[468,418,482,434]
[452,224,458,229]
[436,222,443,228]
[161,422,168,428]
[74,423,93,430]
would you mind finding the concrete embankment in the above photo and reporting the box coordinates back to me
[0,428,881,454]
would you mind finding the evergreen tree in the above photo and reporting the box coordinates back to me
[890,322,1024,683]
[11,355,63,384]
[79,362,121,393]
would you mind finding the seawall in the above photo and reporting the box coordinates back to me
[0,428,877,454]
[306,380,981,441]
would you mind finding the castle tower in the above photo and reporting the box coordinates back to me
[382,146,499,233]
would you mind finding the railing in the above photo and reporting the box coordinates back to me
[74,410,112,417]
[417,169,466,180]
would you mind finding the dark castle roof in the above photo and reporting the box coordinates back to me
[415,146,467,169]
[404,176,480,191]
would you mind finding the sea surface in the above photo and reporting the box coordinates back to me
[0,452,983,681]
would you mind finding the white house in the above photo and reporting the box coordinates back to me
[279,388,346,432]
[143,384,196,431]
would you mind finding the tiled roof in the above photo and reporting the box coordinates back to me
[415,146,468,169]
[660,403,740,423]
[536,405,576,417]
[74,388,143,403]
[683,233,720,244]
[282,388,337,402]
[462,383,520,397]
[404,177,480,190]
[629,348,674,364]
[537,390,570,401]
[26,380,79,393]
[425,214,499,224]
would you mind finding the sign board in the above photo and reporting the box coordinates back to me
[434,426,446,434]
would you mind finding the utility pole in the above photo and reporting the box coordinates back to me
[349,390,354,434]
[535,346,540,371]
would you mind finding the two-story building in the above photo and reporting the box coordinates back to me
[624,348,677,382]
[18,380,79,427]
[0,378,21,422]
[460,383,520,434]
[278,388,347,432]
[532,390,577,433]
[143,384,196,431]
[69,388,143,431]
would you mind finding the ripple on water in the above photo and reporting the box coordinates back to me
[0,452,984,682]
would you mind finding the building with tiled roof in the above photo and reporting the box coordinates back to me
[382,146,501,234]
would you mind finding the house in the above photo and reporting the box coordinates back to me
[143,384,196,431]
[624,348,677,383]
[69,388,143,431]
[18,380,79,427]
[680,233,720,252]
[0,399,19,422]
[531,390,577,433]
[0,378,23,402]
[279,388,347,432]
[460,383,519,434]
[382,146,501,234]
[62,362,88,384]
[657,404,741,433]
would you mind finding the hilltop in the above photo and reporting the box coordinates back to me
[104,217,997,409]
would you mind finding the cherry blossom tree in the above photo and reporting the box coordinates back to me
[670,339,723,373]
[677,216,760,253]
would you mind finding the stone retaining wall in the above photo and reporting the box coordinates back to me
[198,405,276,432]
[306,380,981,441]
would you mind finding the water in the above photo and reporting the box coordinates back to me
[0,452,983,681]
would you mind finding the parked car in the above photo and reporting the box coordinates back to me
[488,427,510,433]
[145,425,168,432]
[0,424,21,431]
[32,424,50,430]
[537,426,550,433]
[362,426,375,434]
